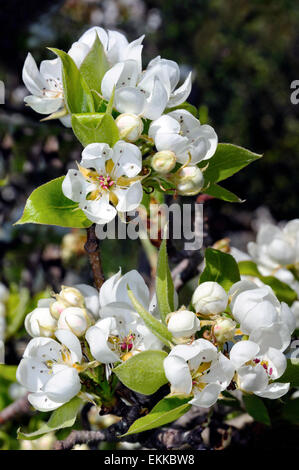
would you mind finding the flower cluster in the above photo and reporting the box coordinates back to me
[17,269,295,412]
[22,26,218,227]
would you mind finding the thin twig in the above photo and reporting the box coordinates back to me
[0,393,32,425]
[84,224,105,290]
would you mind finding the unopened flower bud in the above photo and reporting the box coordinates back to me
[57,307,90,337]
[50,300,68,320]
[192,282,228,316]
[175,166,204,196]
[213,317,236,343]
[167,309,200,338]
[59,287,84,308]
[151,151,176,174]
[115,113,143,142]
[25,308,57,338]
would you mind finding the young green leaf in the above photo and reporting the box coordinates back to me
[243,394,271,426]
[127,287,173,346]
[156,238,175,323]
[238,260,261,277]
[17,397,82,440]
[124,394,191,435]
[15,177,92,228]
[79,35,109,94]
[49,48,94,114]
[71,113,119,147]
[113,350,168,395]
[199,143,262,185]
[203,183,243,203]
[200,248,241,291]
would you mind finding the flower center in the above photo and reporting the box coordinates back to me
[253,358,273,376]
[98,175,115,191]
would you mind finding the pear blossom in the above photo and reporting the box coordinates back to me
[16,330,83,411]
[164,339,234,407]
[86,269,163,363]
[247,219,299,275]
[62,141,143,225]
[166,309,200,339]
[192,282,228,316]
[149,110,217,165]
[229,280,295,353]
[69,27,144,70]
[24,284,99,338]
[230,340,289,399]
[101,57,192,121]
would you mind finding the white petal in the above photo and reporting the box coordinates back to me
[99,302,137,324]
[23,337,61,361]
[55,329,82,364]
[255,382,290,399]
[62,169,86,203]
[164,355,192,395]
[24,95,62,115]
[22,53,47,96]
[28,392,63,412]
[43,366,81,403]
[68,41,90,68]
[112,141,142,178]
[75,284,100,318]
[114,86,145,115]
[189,383,221,408]
[168,71,192,108]
[264,347,287,380]
[143,77,169,120]
[79,196,117,225]
[115,182,143,213]
[241,300,278,335]
[79,26,108,50]
[16,358,48,392]
[249,322,291,353]
[280,302,296,334]
[238,364,268,392]
[101,62,125,99]
[230,340,260,369]
[113,269,150,308]
[204,354,235,389]
[85,322,119,363]
[149,114,181,140]
[40,58,62,81]
[99,269,122,306]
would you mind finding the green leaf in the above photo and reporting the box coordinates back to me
[71,113,119,147]
[199,143,262,185]
[127,287,173,346]
[79,35,109,94]
[0,365,17,382]
[49,48,94,113]
[156,238,175,323]
[277,359,299,387]
[200,248,241,291]
[124,394,191,435]
[113,350,168,395]
[204,183,243,202]
[239,261,298,305]
[15,177,92,228]
[243,394,271,426]
[18,397,82,440]
[5,288,30,339]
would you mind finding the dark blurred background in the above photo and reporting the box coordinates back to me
[1,0,299,292]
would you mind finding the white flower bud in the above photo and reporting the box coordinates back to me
[50,300,68,320]
[151,151,176,174]
[57,307,89,337]
[213,317,236,343]
[59,286,84,308]
[167,309,200,338]
[192,282,228,315]
[115,113,144,142]
[175,166,204,196]
[25,308,57,337]
[0,283,9,303]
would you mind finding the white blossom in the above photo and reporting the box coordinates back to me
[16,330,82,411]
[149,110,217,165]
[230,340,289,399]
[62,142,143,225]
[192,282,228,316]
[166,309,200,339]
[164,339,234,407]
